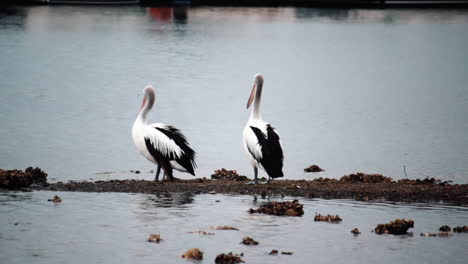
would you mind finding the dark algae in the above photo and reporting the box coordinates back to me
[0,167,47,189]
[215,252,244,264]
[304,165,324,172]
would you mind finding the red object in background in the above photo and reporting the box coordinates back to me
[148,7,173,22]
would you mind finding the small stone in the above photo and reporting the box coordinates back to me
[241,237,259,245]
[147,234,162,243]
[268,250,278,255]
[281,251,294,255]
[48,195,62,203]
[453,226,468,233]
[439,225,451,232]
[181,248,203,260]
[304,165,324,172]
[351,228,361,235]
[215,252,244,264]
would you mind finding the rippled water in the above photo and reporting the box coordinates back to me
[0,191,467,264]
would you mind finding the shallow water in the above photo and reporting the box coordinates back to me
[0,6,468,183]
[0,191,467,264]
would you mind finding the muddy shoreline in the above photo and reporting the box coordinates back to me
[34,179,468,205]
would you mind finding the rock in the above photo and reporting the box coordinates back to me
[340,173,392,183]
[437,232,452,237]
[215,252,244,264]
[147,234,162,243]
[374,219,414,235]
[439,225,451,232]
[421,232,452,237]
[241,237,258,245]
[211,169,249,181]
[188,231,214,235]
[281,251,293,255]
[314,213,342,223]
[304,165,324,172]
[453,226,468,233]
[181,248,203,260]
[48,195,62,203]
[0,167,48,189]
[268,250,278,255]
[212,225,239,231]
[249,200,304,216]
[351,228,361,235]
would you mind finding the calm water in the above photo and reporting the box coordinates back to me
[1,191,468,264]
[0,6,468,183]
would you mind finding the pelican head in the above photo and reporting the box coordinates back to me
[141,85,156,111]
[247,73,264,109]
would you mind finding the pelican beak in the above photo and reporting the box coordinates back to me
[246,84,256,109]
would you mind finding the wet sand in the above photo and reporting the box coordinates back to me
[35,178,468,205]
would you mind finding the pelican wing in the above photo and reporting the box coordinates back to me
[248,124,284,178]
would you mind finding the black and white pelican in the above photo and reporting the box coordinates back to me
[243,73,284,184]
[132,85,197,181]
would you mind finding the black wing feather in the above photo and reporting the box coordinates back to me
[249,125,284,178]
[155,126,197,176]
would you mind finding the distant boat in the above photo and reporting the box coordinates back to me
[46,0,139,4]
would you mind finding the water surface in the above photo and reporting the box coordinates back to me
[1,191,467,264]
[0,6,467,183]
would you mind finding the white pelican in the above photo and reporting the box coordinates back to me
[132,85,197,181]
[243,73,284,184]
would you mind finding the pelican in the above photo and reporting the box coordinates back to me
[132,85,197,181]
[243,73,284,184]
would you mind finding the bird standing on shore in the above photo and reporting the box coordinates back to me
[132,85,197,181]
[243,73,284,184]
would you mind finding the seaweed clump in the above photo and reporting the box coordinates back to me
[215,252,244,264]
[0,167,47,189]
[304,165,324,172]
[397,177,449,186]
[211,169,249,181]
[181,248,203,260]
[249,200,304,216]
[374,219,414,235]
[340,173,393,183]
[351,228,361,235]
[453,226,468,233]
[314,214,342,223]
[241,237,258,245]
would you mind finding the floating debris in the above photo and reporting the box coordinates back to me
[282,251,294,255]
[181,248,203,260]
[453,226,468,233]
[439,225,451,232]
[314,213,342,223]
[147,234,162,243]
[211,169,249,181]
[420,233,437,237]
[212,225,239,231]
[188,231,215,235]
[421,232,452,237]
[340,173,393,183]
[268,250,278,255]
[374,219,414,235]
[0,167,48,189]
[48,195,62,203]
[304,165,324,173]
[249,200,304,216]
[215,252,244,264]
[241,237,259,245]
[351,228,361,235]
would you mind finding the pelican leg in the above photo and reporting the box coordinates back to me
[154,165,161,181]
[254,167,258,184]
[162,173,166,182]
